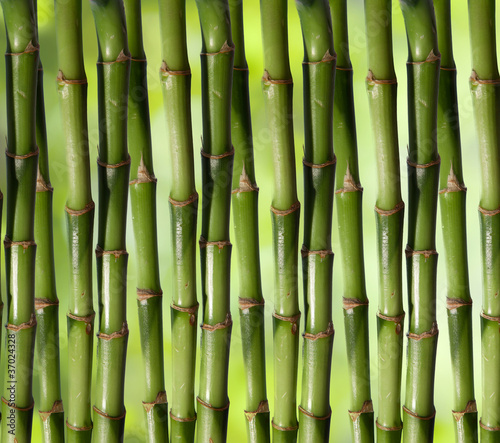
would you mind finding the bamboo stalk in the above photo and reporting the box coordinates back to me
[364,0,404,441]
[0,0,38,440]
[194,1,234,441]
[294,1,335,442]
[468,0,500,440]
[34,38,65,443]
[123,1,168,440]
[330,0,374,440]
[260,1,300,441]
[399,1,440,441]
[228,1,270,441]
[54,0,95,440]
[89,1,131,440]
[157,0,198,441]
[434,1,478,441]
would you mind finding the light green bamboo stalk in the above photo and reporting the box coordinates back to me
[330,0,374,440]
[228,1,270,442]
[467,0,500,440]
[364,1,404,441]
[434,1,478,441]
[89,1,131,440]
[123,1,168,441]
[158,0,198,441]
[55,0,95,440]
[399,1,440,441]
[294,1,335,442]
[0,0,38,441]
[194,1,234,442]
[260,1,300,442]
[34,49,65,443]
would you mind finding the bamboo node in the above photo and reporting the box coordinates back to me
[199,236,231,250]
[6,313,36,331]
[481,311,500,323]
[201,146,235,160]
[375,201,405,216]
[439,164,466,193]
[57,71,88,85]
[4,237,36,250]
[336,66,353,71]
[37,164,53,193]
[480,420,500,431]
[65,201,95,216]
[197,397,230,412]
[244,400,270,422]
[97,155,131,169]
[35,297,59,311]
[200,40,235,56]
[5,40,39,56]
[273,312,301,335]
[303,322,334,341]
[452,401,477,422]
[376,420,402,432]
[407,155,441,169]
[343,297,369,311]
[301,245,333,259]
[403,406,436,421]
[348,401,373,422]
[67,311,95,326]
[303,49,336,65]
[336,163,363,193]
[405,245,438,259]
[478,205,500,216]
[470,71,500,85]
[96,49,131,65]
[270,201,300,216]
[142,391,167,413]
[262,70,293,85]
[66,421,93,432]
[377,312,405,335]
[169,192,199,207]
[407,322,439,341]
[238,297,265,310]
[302,156,336,169]
[232,163,259,193]
[446,297,472,311]
[95,244,128,259]
[201,313,232,331]
[39,400,64,422]
[366,70,397,85]
[5,146,39,159]
[137,288,163,301]
[160,61,191,76]
[97,322,129,341]
[407,49,441,65]
[271,420,298,431]
[130,154,157,184]
[298,405,332,421]
[93,405,126,421]
[171,302,199,316]
[1,397,34,411]
[233,66,249,71]
[170,411,196,422]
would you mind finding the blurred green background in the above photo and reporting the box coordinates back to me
[0,0,485,441]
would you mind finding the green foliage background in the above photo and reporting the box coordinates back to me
[0,0,484,440]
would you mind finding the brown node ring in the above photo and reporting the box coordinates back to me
[272,420,298,431]
[97,155,131,169]
[93,406,126,421]
[366,70,397,85]
[349,400,373,422]
[480,420,500,432]
[197,397,230,412]
[35,298,59,311]
[170,411,196,422]
[405,245,438,259]
[446,297,472,310]
[5,41,39,56]
[96,50,130,65]
[39,400,64,422]
[142,391,167,413]
[199,236,231,250]
[343,297,369,310]
[201,146,235,160]
[376,420,402,432]
[301,245,333,259]
[160,61,191,76]
[67,311,95,324]
[407,322,438,341]
[262,70,293,85]
[470,71,500,85]
[239,297,265,310]
[273,312,301,336]
[298,405,332,421]
[66,421,93,432]
[97,322,129,341]
[65,201,95,216]
[4,237,36,250]
[201,313,232,331]
[6,146,39,160]
[375,201,405,216]
[200,41,235,56]
[6,313,37,331]
[1,397,35,411]
[403,406,436,421]
[137,288,163,301]
[481,311,500,323]
[271,201,300,216]
[303,322,334,341]
[169,192,198,207]
[244,400,270,422]
[302,155,336,169]
[479,205,500,216]
[95,244,128,259]
[407,155,441,169]
[452,400,477,422]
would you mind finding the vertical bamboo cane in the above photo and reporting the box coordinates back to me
[330,0,374,440]
[0,0,38,441]
[399,1,440,441]
[158,0,198,441]
[89,0,131,440]
[468,0,500,440]
[364,1,404,441]
[434,1,478,441]
[123,1,168,441]
[228,1,270,442]
[194,1,234,441]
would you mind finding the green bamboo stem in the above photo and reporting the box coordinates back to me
[194,1,234,442]
[34,56,65,442]
[294,1,335,442]
[260,1,300,442]
[123,1,168,441]
[364,0,404,441]
[330,0,374,441]
[55,0,95,440]
[228,1,270,442]
[434,1,478,441]
[468,0,500,440]
[0,0,38,441]
[89,1,131,440]
[399,1,440,441]
[158,0,198,441]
